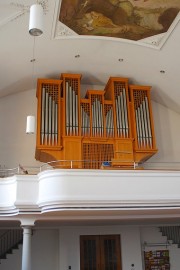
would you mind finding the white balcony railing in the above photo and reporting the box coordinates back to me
[1,160,180,178]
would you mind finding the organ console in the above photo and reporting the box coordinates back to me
[35,73,157,169]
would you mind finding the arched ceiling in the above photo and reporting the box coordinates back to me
[0,0,180,113]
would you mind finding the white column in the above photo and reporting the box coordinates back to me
[21,226,32,270]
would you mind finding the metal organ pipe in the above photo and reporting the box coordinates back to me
[69,85,72,134]
[40,87,59,146]
[97,98,103,136]
[135,94,152,149]
[96,98,100,135]
[66,82,69,135]
[75,94,78,135]
[137,106,143,147]
[118,94,123,136]
[91,97,104,137]
[106,107,114,137]
[81,106,90,136]
[41,87,45,144]
[115,89,129,138]
[116,97,120,136]
[142,100,149,146]
[51,98,55,145]
[72,89,76,134]
[54,103,58,144]
[122,89,129,137]
[65,82,79,136]
[106,109,110,136]
[48,95,52,145]
[92,100,94,136]
[120,92,125,137]
[145,96,152,147]
[110,109,114,136]
[135,109,140,147]
[45,91,49,144]
[140,103,145,146]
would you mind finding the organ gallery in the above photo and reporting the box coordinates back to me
[35,73,157,169]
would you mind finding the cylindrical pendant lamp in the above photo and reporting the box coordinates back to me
[26,116,35,134]
[29,4,43,36]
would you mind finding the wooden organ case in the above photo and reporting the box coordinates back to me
[35,74,157,169]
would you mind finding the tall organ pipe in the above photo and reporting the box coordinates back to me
[69,85,72,134]
[48,95,52,145]
[137,107,143,147]
[66,82,69,135]
[145,96,152,147]
[135,109,140,147]
[142,99,149,147]
[51,98,55,145]
[110,109,114,136]
[96,98,100,135]
[54,103,58,144]
[139,104,145,146]
[41,87,45,144]
[72,89,75,134]
[116,98,120,136]
[117,95,123,136]
[122,89,129,137]
[45,91,49,144]
[66,84,79,136]
[119,92,126,137]
[92,100,95,136]
[106,109,110,136]
[81,106,84,135]
[135,96,152,148]
[75,94,78,135]
[100,102,103,136]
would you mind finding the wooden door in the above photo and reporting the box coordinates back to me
[80,235,122,270]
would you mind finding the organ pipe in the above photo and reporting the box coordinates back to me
[37,79,61,148]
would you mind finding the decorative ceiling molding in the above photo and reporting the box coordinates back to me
[38,0,49,15]
[139,33,165,48]
[0,10,24,28]
[0,1,49,29]
[55,21,78,37]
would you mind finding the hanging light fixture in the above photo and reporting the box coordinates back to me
[29,4,43,36]
[26,116,36,134]
[27,3,43,134]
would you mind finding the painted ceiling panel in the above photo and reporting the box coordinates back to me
[58,0,180,41]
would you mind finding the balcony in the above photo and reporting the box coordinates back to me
[0,161,180,224]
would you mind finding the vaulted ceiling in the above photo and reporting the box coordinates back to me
[0,0,180,113]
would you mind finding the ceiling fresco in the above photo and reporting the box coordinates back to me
[58,0,180,41]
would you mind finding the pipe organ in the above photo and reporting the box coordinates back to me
[35,74,157,169]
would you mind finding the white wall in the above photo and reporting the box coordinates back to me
[0,89,41,169]
[59,225,143,270]
[32,229,59,270]
[0,88,180,169]
[144,101,180,169]
[0,229,59,270]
